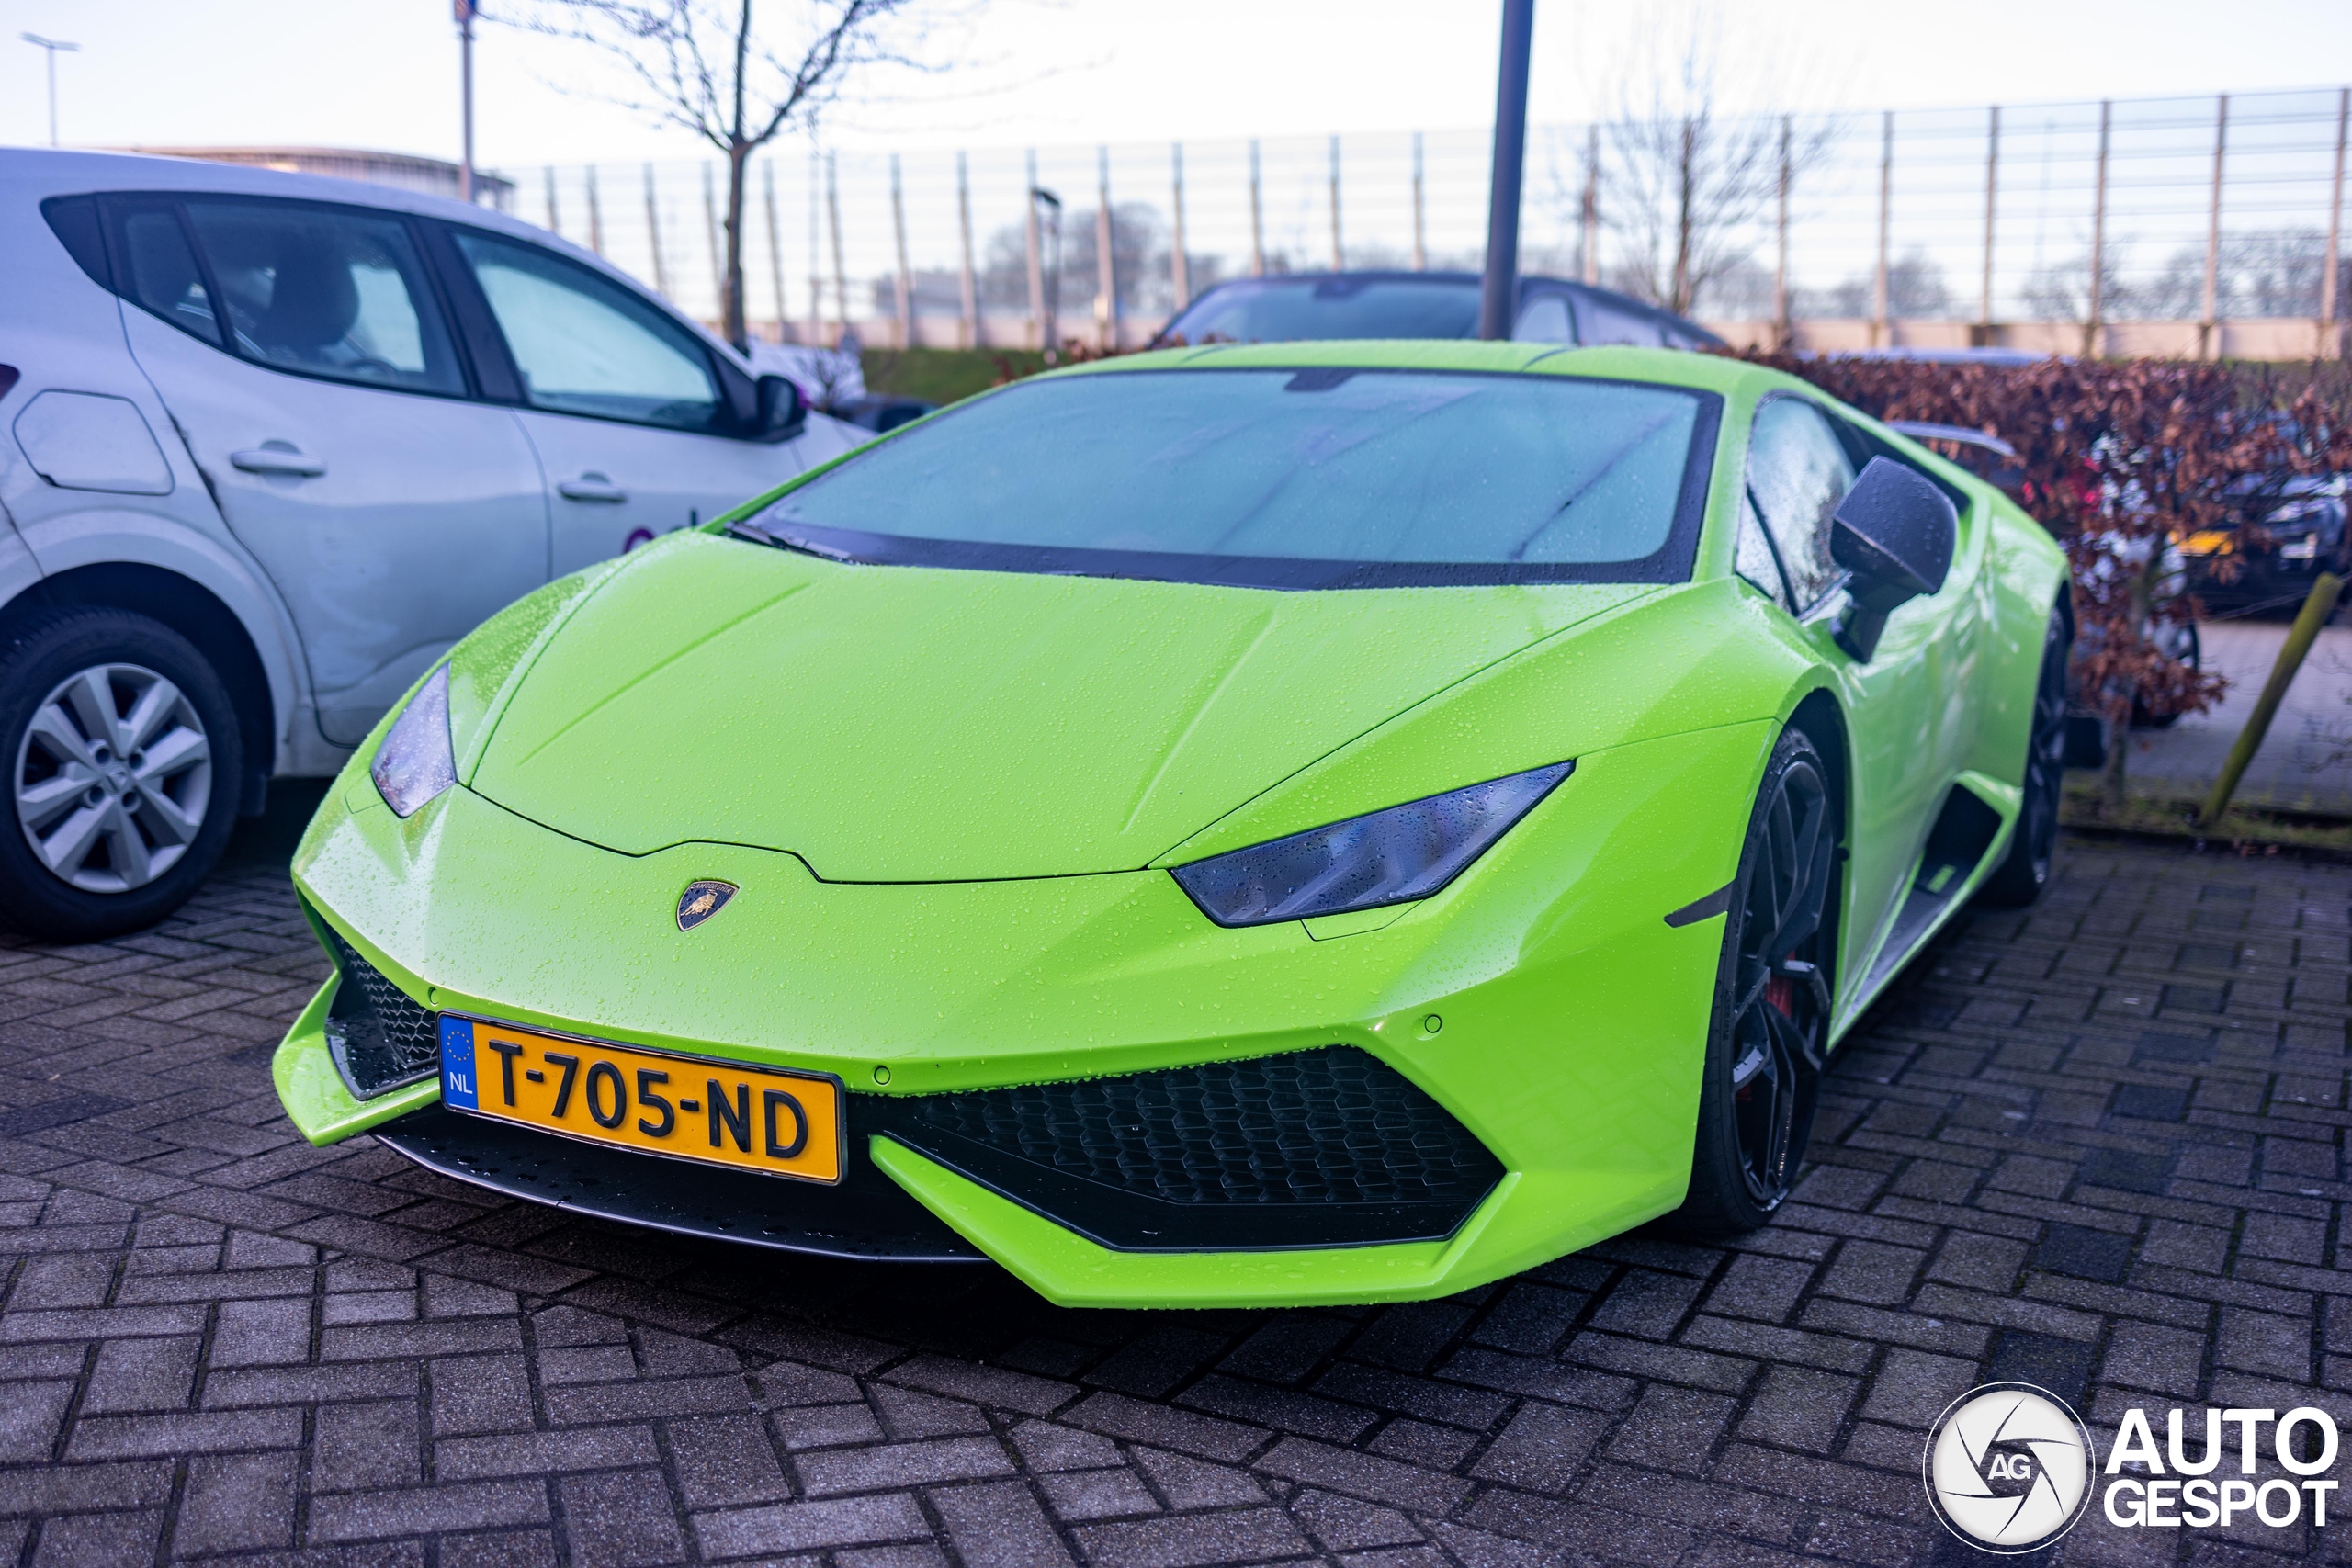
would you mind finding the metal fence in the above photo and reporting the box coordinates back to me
[496,84,2351,358]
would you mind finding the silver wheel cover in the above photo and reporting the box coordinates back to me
[14,662,212,895]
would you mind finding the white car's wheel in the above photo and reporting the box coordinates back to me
[0,608,243,941]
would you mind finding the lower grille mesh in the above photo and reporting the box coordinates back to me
[900,1045,1499,1209]
[322,928,439,1099]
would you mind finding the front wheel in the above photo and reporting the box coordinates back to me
[1674,728,1839,1235]
[0,608,243,942]
[1977,604,2069,908]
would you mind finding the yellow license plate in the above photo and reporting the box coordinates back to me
[438,1015,844,1184]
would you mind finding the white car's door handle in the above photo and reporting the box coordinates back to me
[558,473,628,503]
[229,445,326,478]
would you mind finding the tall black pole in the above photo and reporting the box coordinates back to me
[1478,0,1536,340]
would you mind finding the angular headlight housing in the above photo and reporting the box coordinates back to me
[370,665,457,818]
[1172,761,1573,928]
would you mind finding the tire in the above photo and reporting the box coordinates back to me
[1978,605,2069,909]
[1673,727,1839,1235]
[0,607,243,942]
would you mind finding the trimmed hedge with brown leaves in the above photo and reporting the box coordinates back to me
[1740,352,2352,728]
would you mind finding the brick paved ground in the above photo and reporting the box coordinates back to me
[1,805,2346,1567]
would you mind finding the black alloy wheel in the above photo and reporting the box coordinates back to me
[1979,605,2069,908]
[1676,727,1838,1234]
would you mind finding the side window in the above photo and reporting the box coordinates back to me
[180,201,465,394]
[1746,398,1856,612]
[452,231,722,434]
[1510,293,1575,344]
[1573,293,1667,347]
[116,205,225,349]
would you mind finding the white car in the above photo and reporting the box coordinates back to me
[0,150,863,940]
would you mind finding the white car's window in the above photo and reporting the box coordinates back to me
[1746,397,1856,612]
[453,231,721,433]
[116,208,223,347]
[182,201,464,395]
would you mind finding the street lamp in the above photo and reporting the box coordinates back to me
[20,33,78,149]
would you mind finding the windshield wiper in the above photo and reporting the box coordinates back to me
[725,518,861,563]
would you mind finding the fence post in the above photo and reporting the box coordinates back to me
[957,152,980,350]
[1095,146,1116,350]
[1329,135,1344,270]
[643,164,670,299]
[1979,106,1998,341]
[1871,111,1892,347]
[1774,116,1791,348]
[1581,124,1599,286]
[703,163,724,318]
[826,152,847,345]
[763,160,786,344]
[2321,87,2346,359]
[1170,142,1191,310]
[1412,132,1426,271]
[585,165,604,255]
[890,153,913,350]
[806,149,821,344]
[2202,94,2228,360]
[2087,100,2110,358]
[544,166,560,237]
[1024,150,1045,351]
[1249,140,1265,277]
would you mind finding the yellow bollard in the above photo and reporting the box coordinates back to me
[2199,570,2345,828]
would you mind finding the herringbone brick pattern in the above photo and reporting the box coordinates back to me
[0,818,2344,1566]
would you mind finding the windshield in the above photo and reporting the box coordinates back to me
[742,368,1720,590]
[1160,278,1482,344]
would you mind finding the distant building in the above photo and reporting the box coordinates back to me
[123,147,515,211]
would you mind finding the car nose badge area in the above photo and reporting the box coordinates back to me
[675,880,737,931]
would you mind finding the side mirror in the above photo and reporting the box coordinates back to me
[756,373,808,440]
[1829,457,1957,660]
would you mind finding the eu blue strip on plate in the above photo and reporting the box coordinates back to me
[440,1016,478,1110]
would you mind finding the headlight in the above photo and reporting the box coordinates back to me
[370,665,457,818]
[1171,761,1573,928]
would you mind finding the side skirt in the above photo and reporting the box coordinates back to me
[1838,774,2020,1033]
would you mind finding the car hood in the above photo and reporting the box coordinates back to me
[464,533,1657,880]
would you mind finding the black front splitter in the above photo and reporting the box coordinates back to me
[375,1106,988,1263]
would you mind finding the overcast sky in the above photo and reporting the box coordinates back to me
[5,0,2348,166]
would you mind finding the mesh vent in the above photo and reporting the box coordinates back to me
[901,1045,1499,1209]
[322,928,438,1100]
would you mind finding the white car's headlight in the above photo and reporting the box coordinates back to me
[370,665,457,818]
[1171,761,1573,928]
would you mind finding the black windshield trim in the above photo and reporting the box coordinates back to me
[750,367,1724,591]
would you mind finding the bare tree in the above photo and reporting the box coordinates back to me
[502,1,937,350]
[1577,16,1833,317]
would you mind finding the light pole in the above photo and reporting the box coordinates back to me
[20,34,78,148]
[1477,0,1535,340]
[454,1,477,202]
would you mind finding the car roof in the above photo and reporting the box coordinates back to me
[1168,268,1724,345]
[0,146,749,372]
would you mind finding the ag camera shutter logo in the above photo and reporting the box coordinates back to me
[1923,1382,2097,1552]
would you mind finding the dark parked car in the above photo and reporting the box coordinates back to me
[1152,271,1724,351]
[2178,475,2351,617]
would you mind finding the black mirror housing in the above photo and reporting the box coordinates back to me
[756,374,808,441]
[1829,457,1957,660]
